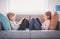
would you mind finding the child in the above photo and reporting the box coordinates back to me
[7,12,24,30]
[29,11,51,30]
[41,11,51,30]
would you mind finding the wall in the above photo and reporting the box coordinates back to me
[8,0,48,15]
[0,0,8,16]
[48,0,60,14]
[0,0,60,21]
[0,0,60,14]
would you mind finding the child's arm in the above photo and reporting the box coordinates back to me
[42,21,50,30]
[41,23,46,30]
[17,18,24,25]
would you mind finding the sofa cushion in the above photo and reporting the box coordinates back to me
[30,15,44,23]
[0,30,30,39]
[16,15,45,23]
[49,12,58,30]
[0,13,11,30]
[16,15,30,21]
[31,30,60,39]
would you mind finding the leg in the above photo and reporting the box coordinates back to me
[18,19,29,30]
[33,18,42,30]
[28,18,34,30]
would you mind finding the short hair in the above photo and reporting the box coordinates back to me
[7,12,15,20]
[45,11,51,20]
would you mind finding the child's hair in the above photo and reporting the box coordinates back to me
[45,11,51,20]
[7,12,15,20]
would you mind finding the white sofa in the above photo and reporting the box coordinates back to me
[0,30,60,39]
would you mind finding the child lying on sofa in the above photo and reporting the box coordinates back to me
[7,12,29,30]
[29,11,51,30]
[41,11,51,30]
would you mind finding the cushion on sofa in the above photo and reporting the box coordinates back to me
[0,30,30,39]
[0,13,11,30]
[16,15,30,21]
[49,12,59,30]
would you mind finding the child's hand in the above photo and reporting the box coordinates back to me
[18,18,25,25]
[42,23,46,27]
[42,23,44,26]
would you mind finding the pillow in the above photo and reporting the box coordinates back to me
[0,13,11,30]
[49,12,59,30]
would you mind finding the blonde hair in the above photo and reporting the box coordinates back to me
[7,12,15,20]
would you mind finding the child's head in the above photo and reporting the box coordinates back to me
[44,11,51,20]
[7,12,16,21]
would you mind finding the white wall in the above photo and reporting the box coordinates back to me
[7,0,60,14]
[0,0,60,14]
[8,0,48,15]
[0,0,60,21]
[0,0,8,16]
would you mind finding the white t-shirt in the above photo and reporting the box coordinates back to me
[42,20,50,30]
[9,20,19,30]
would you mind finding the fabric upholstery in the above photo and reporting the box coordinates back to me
[49,12,59,30]
[0,13,11,30]
[16,15,44,23]
[31,30,60,39]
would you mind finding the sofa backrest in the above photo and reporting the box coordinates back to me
[16,15,45,23]
[16,14,60,30]
[0,13,11,30]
